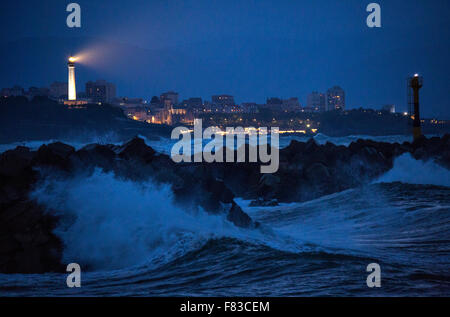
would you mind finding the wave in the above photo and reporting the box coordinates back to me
[25,143,449,275]
[375,153,450,187]
[16,168,450,296]
[32,167,364,272]
[31,169,238,271]
[30,169,320,271]
[0,131,122,153]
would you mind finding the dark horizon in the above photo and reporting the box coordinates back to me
[1,0,449,118]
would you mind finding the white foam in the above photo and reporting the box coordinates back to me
[376,153,450,187]
[31,169,235,270]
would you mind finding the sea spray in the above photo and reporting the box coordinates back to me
[16,171,450,296]
[30,169,321,271]
[31,169,233,270]
[375,153,450,187]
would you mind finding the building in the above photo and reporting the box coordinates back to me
[212,95,235,112]
[181,97,203,114]
[113,97,145,108]
[265,97,283,111]
[58,57,87,106]
[67,57,77,101]
[241,102,259,113]
[181,97,202,108]
[171,106,194,124]
[26,87,50,100]
[1,85,25,97]
[265,97,299,112]
[326,86,345,111]
[50,82,68,99]
[266,97,282,106]
[150,96,161,107]
[86,80,117,103]
[202,101,213,113]
[382,104,396,113]
[307,91,326,112]
[224,105,243,113]
[282,97,301,112]
[160,91,179,106]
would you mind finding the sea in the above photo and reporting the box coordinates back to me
[0,133,449,296]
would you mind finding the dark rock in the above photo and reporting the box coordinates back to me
[47,142,75,158]
[0,146,35,177]
[412,134,427,149]
[227,202,253,228]
[33,142,74,170]
[116,137,155,162]
[0,200,63,273]
[304,162,330,184]
[72,143,116,170]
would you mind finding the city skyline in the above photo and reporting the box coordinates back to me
[1,1,449,118]
[0,49,443,117]
[1,80,350,110]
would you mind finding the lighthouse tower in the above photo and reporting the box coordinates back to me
[63,57,87,106]
[68,57,77,101]
[407,74,423,141]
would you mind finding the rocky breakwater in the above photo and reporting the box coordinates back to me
[199,134,450,205]
[0,138,254,273]
[0,134,449,273]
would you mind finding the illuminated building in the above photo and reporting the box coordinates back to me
[64,57,87,106]
[86,80,116,103]
[307,92,326,112]
[281,97,301,112]
[241,102,259,113]
[326,86,345,111]
[68,57,77,101]
[160,91,179,106]
[212,95,235,112]
[50,82,68,99]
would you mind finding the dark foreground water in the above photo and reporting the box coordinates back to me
[0,151,449,296]
[1,185,449,296]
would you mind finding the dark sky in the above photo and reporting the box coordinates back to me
[1,0,449,118]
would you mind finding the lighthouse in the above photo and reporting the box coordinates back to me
[68,57,77,101]
[407,74,423,141]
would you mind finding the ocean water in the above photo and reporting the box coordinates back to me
[0,135,449,296]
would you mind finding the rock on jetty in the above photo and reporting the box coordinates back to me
[0,134,449,273]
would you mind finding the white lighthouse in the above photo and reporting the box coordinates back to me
[68,57,77,101]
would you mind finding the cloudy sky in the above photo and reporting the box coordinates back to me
[1,0,449,117]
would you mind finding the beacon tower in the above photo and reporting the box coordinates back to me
[408,74,423,141]
[68,57,77,101]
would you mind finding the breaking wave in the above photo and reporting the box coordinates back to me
[9,142,448,296]
[31,169,236,271]
[375,153,450,187]
[30,170,314,272]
